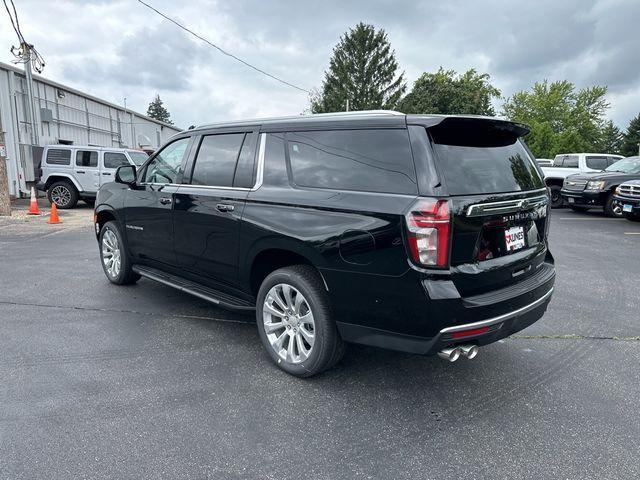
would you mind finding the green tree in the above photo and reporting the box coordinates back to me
[502,80,609,158]
[621,114,640,157]
[310,23,406,113]
[597,120,624,154]
[147,94,173,124]
[398,68,501,115]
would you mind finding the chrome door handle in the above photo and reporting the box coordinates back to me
[216,203,234,212]
[159,197,172,205]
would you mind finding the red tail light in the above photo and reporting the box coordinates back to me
[405,198,451,268]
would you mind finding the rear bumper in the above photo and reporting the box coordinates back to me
[560,189,607,207]
[336,287,553,355]
[329,258,556,355]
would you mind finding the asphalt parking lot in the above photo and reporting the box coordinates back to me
[1,203,639,479]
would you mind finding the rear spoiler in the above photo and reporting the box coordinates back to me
[408,115,530,138]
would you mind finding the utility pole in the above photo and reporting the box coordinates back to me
[20,42,39,146]
[345,99,349,112]
[124,97,136,148]
[0,111,11,216]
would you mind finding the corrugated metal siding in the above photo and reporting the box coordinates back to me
[1,62,182,195]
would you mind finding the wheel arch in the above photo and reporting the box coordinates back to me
[245,238,327,297]
[45,174,82,192]
[544,177,564,187]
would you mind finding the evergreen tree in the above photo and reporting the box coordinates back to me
[310,23,406,113]
[621,114,640,157]
[147,94,173,124]
[597,120,624,154]
[398,68,500,116]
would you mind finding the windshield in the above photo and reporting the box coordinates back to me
[605,157,640,174]
[429,123,544,196]
[128,151,150,166]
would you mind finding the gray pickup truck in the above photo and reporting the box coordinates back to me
[36,145,149,208]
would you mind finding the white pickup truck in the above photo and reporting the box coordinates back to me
[541,153,623,207]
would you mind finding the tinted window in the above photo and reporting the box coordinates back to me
[233,133,257,188]
[190,133,245,187]
[430,125,544,195]
[46,149,71,165]
[607,156,621,166]
[263,133,288,186]
[76,150,98,167]
[586,156,607,170]
[287,129,417,194]
[104,152,129,169]
[563,155,579,168]
[144,137,190,183]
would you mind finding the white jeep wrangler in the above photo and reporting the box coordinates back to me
[36,146,149,208]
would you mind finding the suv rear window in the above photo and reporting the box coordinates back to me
[287,129,417,194]
[429,121,544,196]
[46,149,71,165]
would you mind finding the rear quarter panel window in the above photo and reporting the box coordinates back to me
[286,129,417,194]
[46,149,71,165]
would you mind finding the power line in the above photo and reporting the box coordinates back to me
[136,0,310,94]
[2,0,23,43]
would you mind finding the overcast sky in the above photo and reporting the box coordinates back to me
[1,0,639,129]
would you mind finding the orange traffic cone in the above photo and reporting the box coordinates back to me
[47,202,61,224]
[27,186,40,215]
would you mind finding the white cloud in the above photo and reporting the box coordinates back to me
[1,0,638,129]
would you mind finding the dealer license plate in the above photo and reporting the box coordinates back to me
[623,204,633,213]
[505,226,526,252]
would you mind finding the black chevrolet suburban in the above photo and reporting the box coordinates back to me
[94,111,555,377]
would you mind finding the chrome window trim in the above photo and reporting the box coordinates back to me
[440,287,554,334]
[466,189,548,217]
[250,133,266,191]
[137,133,265,192]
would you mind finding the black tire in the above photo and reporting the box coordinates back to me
[570,206,590,212]
[256,265,345,377]
[98,221,140,285]
[47,180,78,209]
[549,185,563,208]
[604,194,623,218]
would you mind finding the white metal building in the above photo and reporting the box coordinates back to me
[0,61,182,197]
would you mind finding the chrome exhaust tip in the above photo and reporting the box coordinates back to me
[459,344,479,360]
[437,347,461,362]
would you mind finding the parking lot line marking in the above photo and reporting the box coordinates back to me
[624,232,640,235]
[558,218,620,220]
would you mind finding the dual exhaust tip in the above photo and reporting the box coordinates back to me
[438,345,478,362]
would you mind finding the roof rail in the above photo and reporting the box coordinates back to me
[195,110,404,130]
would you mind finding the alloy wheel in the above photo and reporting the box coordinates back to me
[50,185,71,207]
[101,229,121,278]
[263,283,316,364]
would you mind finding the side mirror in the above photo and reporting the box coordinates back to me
[115,165,137,186]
